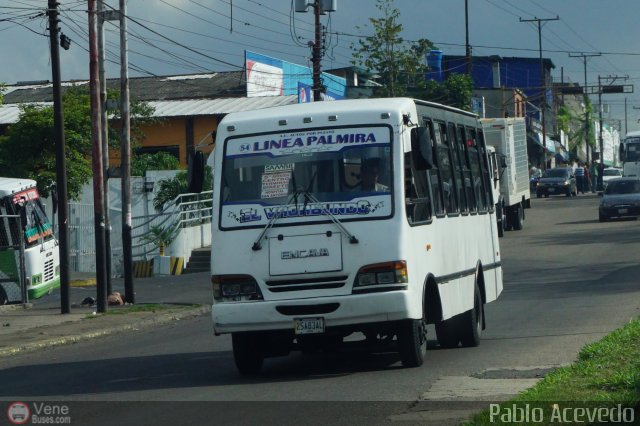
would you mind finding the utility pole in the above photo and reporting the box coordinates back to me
[119,0,135,303]
[520,16,559,169]
[569,52,601,163]
[47,0,70,314]
[89,0,108,313]
[97,0,112,295]
[598,75,629,174]
[465,0,472,75]
[295,0,336,101]
[312,0,322,101]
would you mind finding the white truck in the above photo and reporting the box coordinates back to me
[481,117,531,237]
[618,130,640,177]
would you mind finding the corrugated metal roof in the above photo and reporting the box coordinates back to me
[148,96,297,117]
[3,72,247,104]
[0,96,298,124]
[0,103,51,124]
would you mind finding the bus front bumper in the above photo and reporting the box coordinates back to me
[212,291,418,334]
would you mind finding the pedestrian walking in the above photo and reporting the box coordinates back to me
[574,163,585,194]
[590,162,599,193]
[584,163,591,193]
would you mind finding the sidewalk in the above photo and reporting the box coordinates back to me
[0,271,212,357]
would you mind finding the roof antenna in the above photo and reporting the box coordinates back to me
[230,0,233,33]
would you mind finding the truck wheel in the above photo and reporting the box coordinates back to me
[512,204,523,231]
[232,332,265,375]
[496,202,505,237]
[398,318,427,367]
[459,284,483,347]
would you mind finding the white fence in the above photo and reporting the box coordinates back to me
[62,172,212,276]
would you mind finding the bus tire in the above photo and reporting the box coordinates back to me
[232,332,264,375]
[460,284,483,347]
[398,318,427,367]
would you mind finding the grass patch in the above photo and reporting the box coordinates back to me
[85,303,200,318]
[466,318,640,425]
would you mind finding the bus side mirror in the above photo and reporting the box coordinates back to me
[187,151,205,193]
[619,143,626,162]
[411,127,434,170]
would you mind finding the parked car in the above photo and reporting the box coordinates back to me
[536,167,577,198]
[530,168,542,191]
[601,167,623,190]
[599,178,640,222]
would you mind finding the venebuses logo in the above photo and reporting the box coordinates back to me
[7,401,30,425]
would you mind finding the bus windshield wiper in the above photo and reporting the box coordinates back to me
[294,188,359,245]
[251,190,300,251]
[251,172,358,250]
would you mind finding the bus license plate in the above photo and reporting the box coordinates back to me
[294,317,325,335]
[618,208,628,214]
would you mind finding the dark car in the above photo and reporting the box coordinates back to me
[598,178,640,222]
[536,167,577,198]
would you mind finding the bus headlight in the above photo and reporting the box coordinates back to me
[212,274,263,302]
[354,261,408,288]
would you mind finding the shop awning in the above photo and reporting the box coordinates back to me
[529,131,556,153]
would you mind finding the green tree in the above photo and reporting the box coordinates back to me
[351,0,433,97]
[559,99,596,156]
[0,86,155,199]
[131,152,181,177]
[153,166,213,211]
[350,0,473,110]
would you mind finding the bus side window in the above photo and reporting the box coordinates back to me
[437,122,458,215]
[459,126,477,212]
[468,128,488,212]
[425,120,445,216]
[449,123,468,213]
[404,152,432,224]
[477,129,494,206]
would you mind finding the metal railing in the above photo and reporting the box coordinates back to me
[131,190,212,259]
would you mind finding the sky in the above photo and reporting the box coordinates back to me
[1,0,639,132]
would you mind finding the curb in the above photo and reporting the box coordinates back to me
[70,279,97,287]
[0,304,211,358]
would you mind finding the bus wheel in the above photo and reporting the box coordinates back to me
[0,287,7,305]
[459,284,483,347]
[232,332,264,375]
[398,318,427,367]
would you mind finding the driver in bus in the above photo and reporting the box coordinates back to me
[360,159,389,192]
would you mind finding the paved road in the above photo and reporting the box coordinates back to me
[1,194,638,425]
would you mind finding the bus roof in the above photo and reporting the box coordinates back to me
[0,177,38,197]
[217,97,477,128]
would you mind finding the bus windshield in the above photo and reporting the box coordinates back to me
[220,126,393,228]
[3,188,53,247]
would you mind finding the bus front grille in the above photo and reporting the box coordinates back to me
[265,275,348,292]
[44,259,55,282]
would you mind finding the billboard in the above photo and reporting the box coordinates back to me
[245,51,346,100]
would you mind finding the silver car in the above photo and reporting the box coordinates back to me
[598,178,640,222]
[602,167,623,190]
